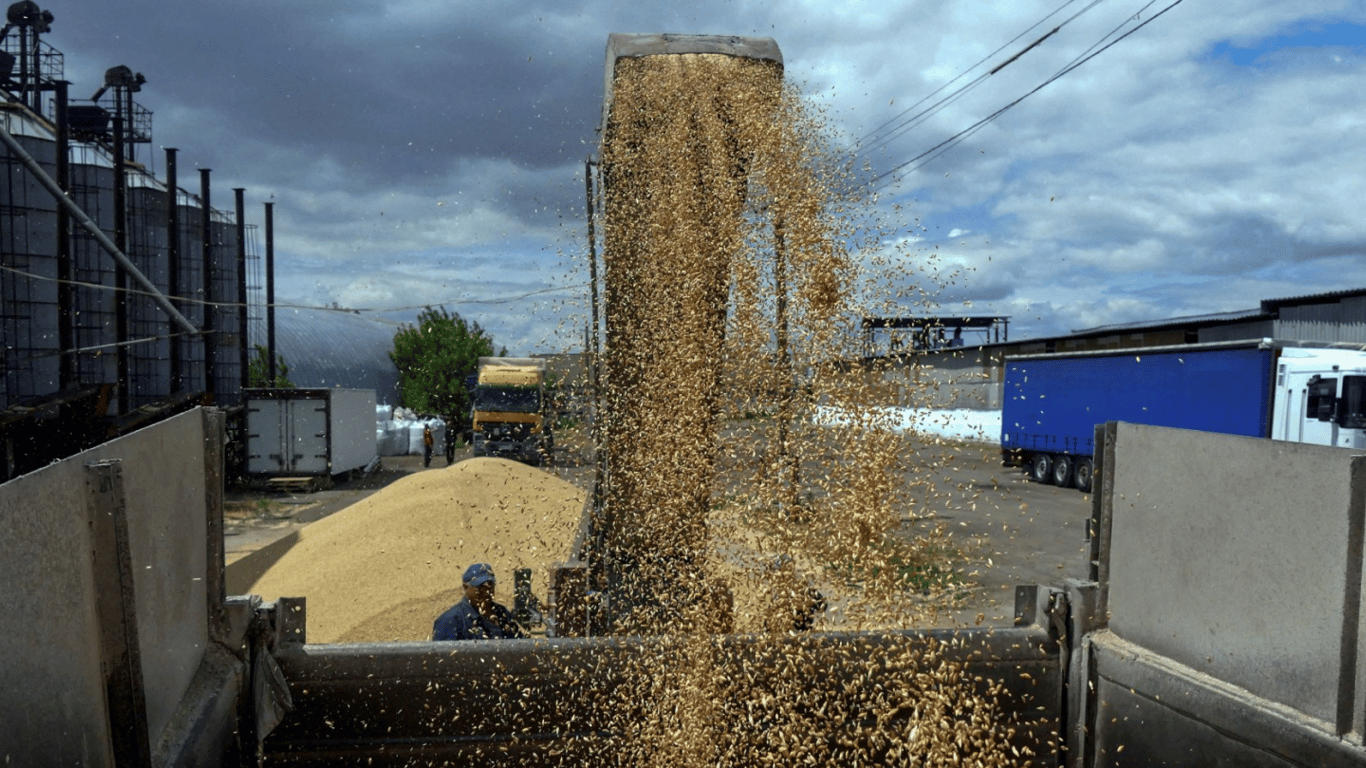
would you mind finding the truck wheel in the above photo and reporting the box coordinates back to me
[1028,453,1053,484]
[1051,454,1073,487]
[1074,458,1094,493]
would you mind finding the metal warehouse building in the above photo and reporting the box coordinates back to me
[868,288,1366,411]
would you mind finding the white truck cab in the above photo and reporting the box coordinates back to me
[1271,348,1366,449]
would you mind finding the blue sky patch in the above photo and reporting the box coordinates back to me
[1208,20,1366,66]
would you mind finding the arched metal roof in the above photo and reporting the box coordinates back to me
[255,308,403,405]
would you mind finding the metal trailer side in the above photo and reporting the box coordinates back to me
[1000,339,1278,490]
[258,588,1067,767]
[325,388,377,475]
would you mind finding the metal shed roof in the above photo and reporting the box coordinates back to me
[258,308,403,405]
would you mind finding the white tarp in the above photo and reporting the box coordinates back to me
[813,407,1001,444]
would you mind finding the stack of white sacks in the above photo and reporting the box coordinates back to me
[375,405,447,456]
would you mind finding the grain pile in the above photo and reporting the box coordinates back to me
[240,457,584,643]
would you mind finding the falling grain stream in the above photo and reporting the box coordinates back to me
[582,45,1038,765]
[255,38,1054,767]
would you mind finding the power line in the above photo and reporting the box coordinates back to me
[872,0,1185,190]
[857,0,1102,157]
[0,263,588,315]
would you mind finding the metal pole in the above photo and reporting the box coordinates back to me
[584,158,601,429]
[0,123,198,335]
[113,114,129,413]
[584,156,605,569]
[265,202,276,385]
[166,148,182,391]
[201,169,215,399]
[54,80,74,389]
[235,188,248,394]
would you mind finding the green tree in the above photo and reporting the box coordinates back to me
[247,344,295,388]
[389,307,504,431]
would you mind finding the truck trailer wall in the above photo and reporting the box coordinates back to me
[245,388,377,477]
[1085,421,1366,766]
[1002,345,1275,457]
[262,605,1064,767]
[0,409,224,767]
[327,388,378,472]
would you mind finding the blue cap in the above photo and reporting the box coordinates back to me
[463,563,495,587]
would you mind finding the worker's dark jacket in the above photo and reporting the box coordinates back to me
[432,597,526,641]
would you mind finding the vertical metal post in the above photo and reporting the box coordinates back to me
[55,79,74,389]
[24,27,37,112]
[113,115,129,413]
[550,563,590,638]
[584,157,605,557]
[29,26,42,113]
[265,202,276,385]
[235,188,248,394]
[86,459,153,768]
[122,86,135,168]
[165,148,181,392]
[200,168,215,399]
[585,158,601,365]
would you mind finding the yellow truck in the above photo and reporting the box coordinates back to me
[470,357,552,464]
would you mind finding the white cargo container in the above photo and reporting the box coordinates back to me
[245,388,377,480]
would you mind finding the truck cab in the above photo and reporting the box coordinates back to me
[470,357,552,465]
[1271,349,1366,449]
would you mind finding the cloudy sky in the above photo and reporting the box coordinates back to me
[47,0,1366,355]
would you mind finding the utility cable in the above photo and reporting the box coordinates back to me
[872,0,1185,190]
[857,0,1104,156]
[10,331,201,361]
[0,262,589,315]
[856,0,1081,146]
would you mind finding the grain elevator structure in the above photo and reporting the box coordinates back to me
[0,1,260,481]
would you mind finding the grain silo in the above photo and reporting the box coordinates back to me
[0,3,257,480]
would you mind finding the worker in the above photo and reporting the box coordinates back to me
[422,423,434,467]
[444,417,457,465]
[432,563,527,641]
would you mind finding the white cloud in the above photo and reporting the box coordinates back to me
[51,0,1366,351]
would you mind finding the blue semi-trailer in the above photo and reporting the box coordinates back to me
[1001,339,1366,492]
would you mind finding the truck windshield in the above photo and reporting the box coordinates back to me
[1341,376,1366,429]
[475,387,540,414]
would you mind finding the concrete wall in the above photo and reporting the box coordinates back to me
[1087,422,1366,765]
[0,409,219,766]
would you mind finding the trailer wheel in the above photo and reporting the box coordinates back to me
[1028,453,1053,484]
[1074,458,1094,493]
[1051,454,1074,487]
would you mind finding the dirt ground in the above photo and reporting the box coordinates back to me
[224,423,1092,629]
